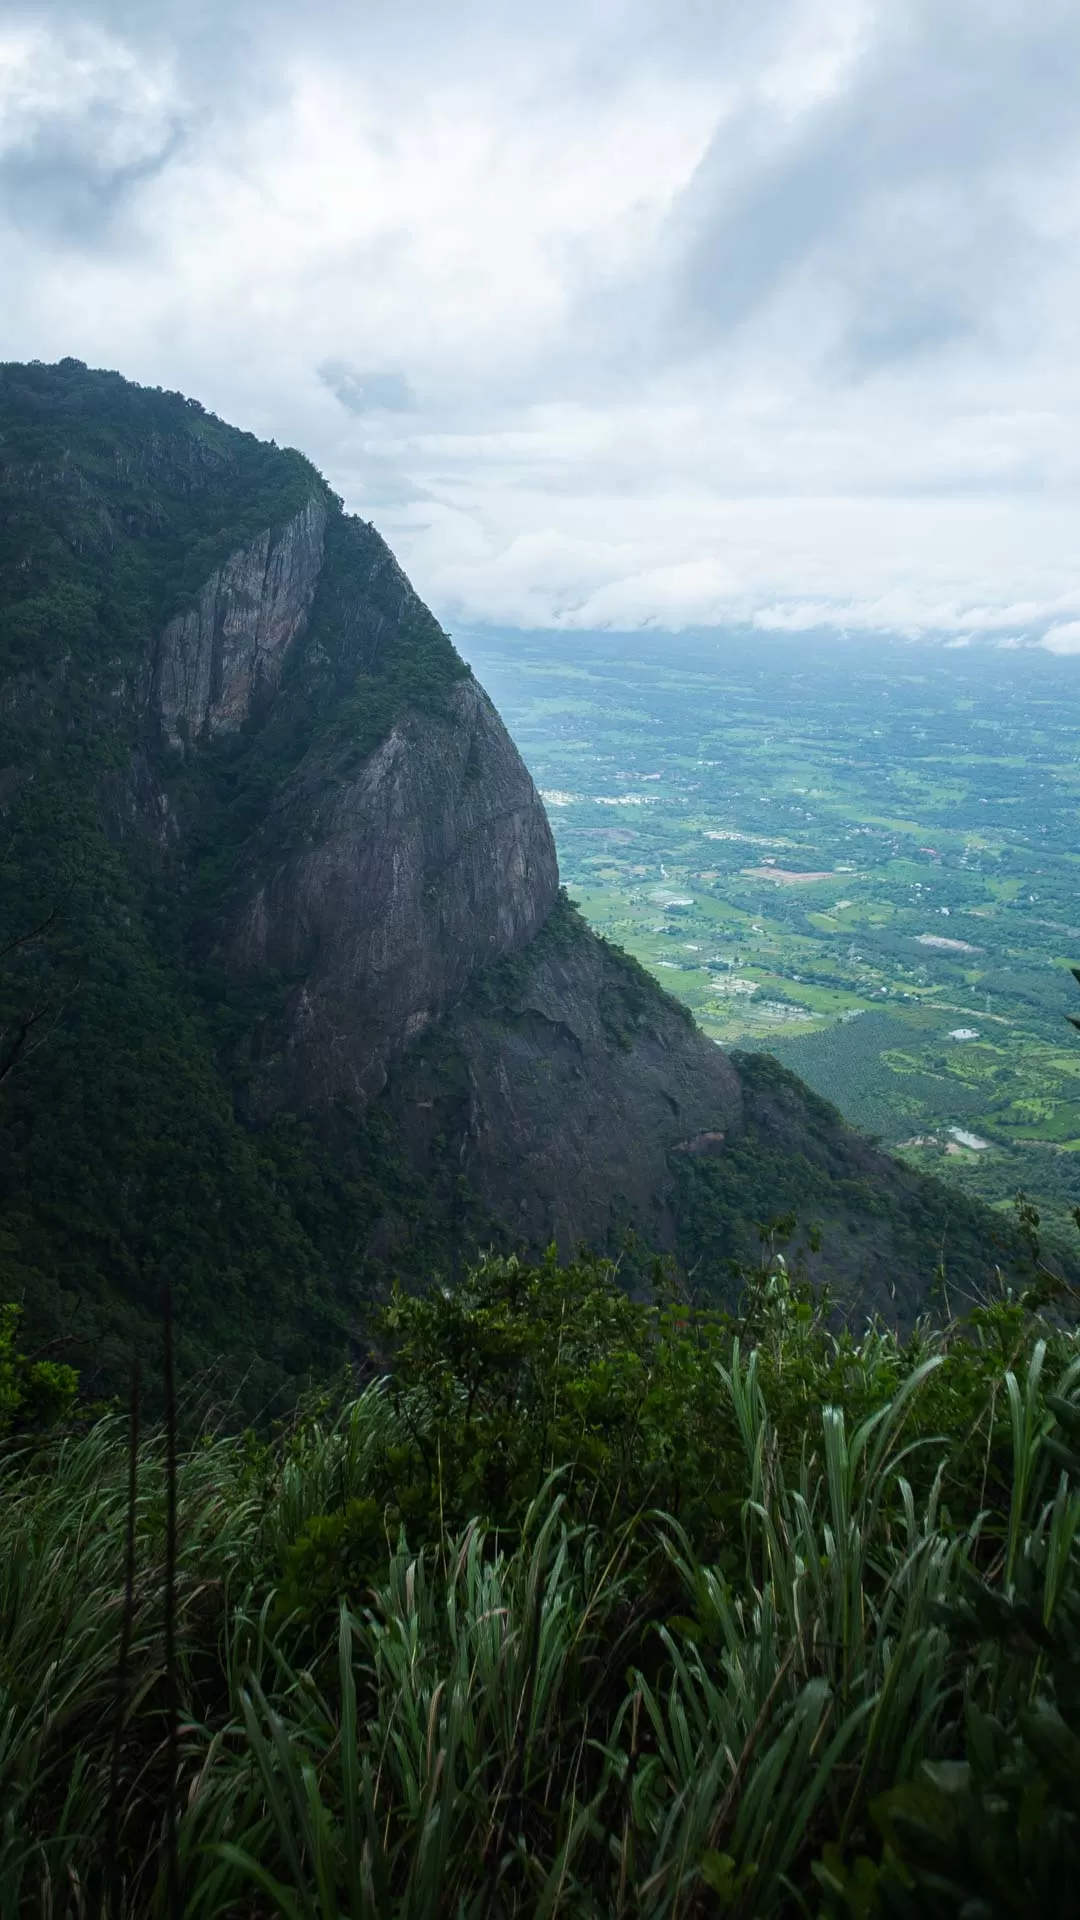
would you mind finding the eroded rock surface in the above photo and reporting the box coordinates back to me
[382,913,743,1253]
[152,498,326,744]
[229,675,559,1106]
[0,358,1025,1392]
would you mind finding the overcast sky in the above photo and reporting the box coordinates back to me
[4,0,1080,647]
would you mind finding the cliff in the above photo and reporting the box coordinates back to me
[151,497,328,745]
[228,671,558,1108]
[0,360,1022,1396]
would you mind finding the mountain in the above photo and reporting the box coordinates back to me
[0,360,1023,1400]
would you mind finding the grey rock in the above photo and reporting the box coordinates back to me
[389,916,743,1254]
[228,674,559,1107]
[152,498,326,745]
[132,497,737,1251]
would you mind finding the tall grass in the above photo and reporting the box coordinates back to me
[1,1299,1078,1916]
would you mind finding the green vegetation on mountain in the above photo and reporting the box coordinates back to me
[673,1048,1020,1316]
[4,1248,1080,1915]
[466,627,1080,1245]
[0,360,469,1399]
[0,359,318,682]
[0,1301,77,1437]
[0,360,1042,1409]
[3,359,1080,1916]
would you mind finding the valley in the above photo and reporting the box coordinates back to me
[463,629,1080,1243]
[0,361,1021,1390]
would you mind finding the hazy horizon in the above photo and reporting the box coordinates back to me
[4,3,1080,648]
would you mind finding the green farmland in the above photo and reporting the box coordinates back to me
[464,629,1080,1243]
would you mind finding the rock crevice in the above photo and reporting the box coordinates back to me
[152,497,326,745]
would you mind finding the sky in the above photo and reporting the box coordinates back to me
[4,0,1080,648]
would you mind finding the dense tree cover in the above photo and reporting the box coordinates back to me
[2,1247,1080,1915]
[0,1301,77,1437]
[0,360,1039,1405]
[677,1049,1033,1318]
[0,358,322,668]
[1,365,1076,1910]
[0,362,471,1400]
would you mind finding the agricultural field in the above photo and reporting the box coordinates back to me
[462,629,1080,1244]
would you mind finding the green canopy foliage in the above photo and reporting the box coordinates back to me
[0,361,470,1401]
[0,360,1043,1408]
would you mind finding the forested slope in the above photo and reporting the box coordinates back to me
[0,360,1035,1401]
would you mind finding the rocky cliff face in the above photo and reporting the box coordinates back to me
[0,360,1022,1395]
[151,498,327,744]
[229,673,559,1107]
[119,482,735,1242]
[124,466,560,1112]
[385,907,743,1254]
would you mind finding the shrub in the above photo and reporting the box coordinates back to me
[0,1300,77,1437]
[1,1252,1079,1915]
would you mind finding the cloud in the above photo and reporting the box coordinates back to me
[2,1,1080,637]
[664,1,1080,370]
[1040,621,1080,655]
[0,24,188,240]
[317,361,416,415]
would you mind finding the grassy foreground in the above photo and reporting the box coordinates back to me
[3,1249,1080,1917]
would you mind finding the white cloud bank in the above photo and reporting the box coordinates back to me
[2,0,1080,642]
[1041,621,1080,655]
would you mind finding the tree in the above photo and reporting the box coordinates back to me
[0,1302,77,1437]
[0,907,65,1086]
